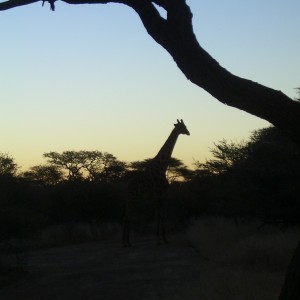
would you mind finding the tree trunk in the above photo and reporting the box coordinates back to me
[279,240,300,300]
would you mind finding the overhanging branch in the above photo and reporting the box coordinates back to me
[131,0,300,142]
[1,0,300,142]
[62,0,128,5]
[0,0,133,10]
[0,0,38,10]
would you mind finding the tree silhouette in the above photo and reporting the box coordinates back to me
[194,127,300,221]
[1,1,300,298]
[80,150,127,182]
[43,150,126,182]
[130,157,191,183]
[44,151,85,180]
[166,158,192,183]
[22,164,63,185]
[196,139,249,175]
[1,1,300,144]
[0,153,18,177]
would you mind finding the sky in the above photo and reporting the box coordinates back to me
[1,0,300,170]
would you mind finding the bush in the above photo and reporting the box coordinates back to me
[187,217,300,272]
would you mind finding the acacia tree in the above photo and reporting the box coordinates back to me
[81,150,127,182]
[22,165,63,185]
[1,0,300,298]
[43,150,126,181]
[196,139,249,175]
[130,157,192,182]
[0,153,18,177]
[44,151,86,180]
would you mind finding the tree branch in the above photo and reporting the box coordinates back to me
[131,0,300,143]
[0,0,38,10]
[0,0,133,10]
[62,0,126,5]
[1,0,300,142]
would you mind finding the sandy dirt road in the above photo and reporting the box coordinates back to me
[0,235,207,300]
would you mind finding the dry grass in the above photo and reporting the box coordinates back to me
[171,269,282,300]
[187,217,300,271]
[184,217,300,300]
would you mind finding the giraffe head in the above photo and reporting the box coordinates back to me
[174,119,190,135]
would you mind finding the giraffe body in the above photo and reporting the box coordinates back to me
[122,120,190,246]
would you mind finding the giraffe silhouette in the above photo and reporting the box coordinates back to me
[123,119,190,246]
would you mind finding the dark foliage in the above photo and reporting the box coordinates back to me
[193,126,300,224]
[1,128,300,243]
[0,176,47,240]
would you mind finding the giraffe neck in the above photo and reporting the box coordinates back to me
[148,128,180,175]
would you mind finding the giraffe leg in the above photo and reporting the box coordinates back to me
[122,221,132,247]
[156,215,162,245]
[122,203,133,247]
[156,199,168,245]
[122,223,127,246]
[161,217,168,244]
[156,203,162,245]
[156,202,168,245]
[156,216,168,245]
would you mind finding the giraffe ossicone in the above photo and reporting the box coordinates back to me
[122,119,190,246]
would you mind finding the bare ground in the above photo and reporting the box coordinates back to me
[0,235,208,300]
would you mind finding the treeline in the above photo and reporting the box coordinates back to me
[0,150,191,241]
[1,151,191,185]
[1,126,300,242]
[190,126,300,223]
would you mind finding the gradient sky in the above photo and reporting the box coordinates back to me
[1,0,300,170]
